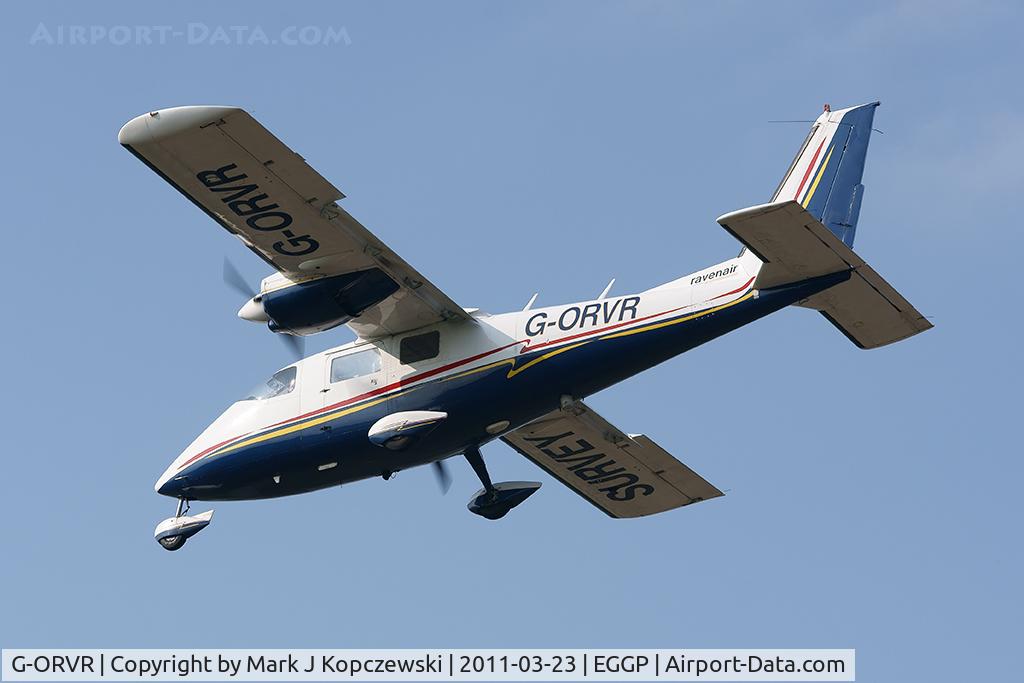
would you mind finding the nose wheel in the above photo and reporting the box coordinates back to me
[463,445,541,520]
[158,535,187,551]
[154,498,214,551]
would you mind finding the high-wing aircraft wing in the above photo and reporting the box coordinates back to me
[502,401,723,518]
[119,106,471,338]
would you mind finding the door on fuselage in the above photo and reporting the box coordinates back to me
[320,341,392,448]
[290,344,390,491]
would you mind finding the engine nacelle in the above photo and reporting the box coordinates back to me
[239,268,399,336]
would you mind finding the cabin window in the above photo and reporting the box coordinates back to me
[400,330,440,364]
[331,348,381,383]
[244,366,297,400]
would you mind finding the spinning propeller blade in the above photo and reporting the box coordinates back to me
[222,258,256,299]
[222,257,304,361]
[280,333,305,362]
[433,461,452,495]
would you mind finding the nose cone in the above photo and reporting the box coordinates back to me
[156,400,260,500]
[238,296,270,323]
[155,463,182,497]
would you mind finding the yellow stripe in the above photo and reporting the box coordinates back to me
[601,291,755,340]
[211,383,428,459]
[445,343,591,384]
[208,292,756,461]
[215,394,393,457]
[801,145,834,208]
[442,357,515,383]
[506,342,589,378]
[211,358,503,462]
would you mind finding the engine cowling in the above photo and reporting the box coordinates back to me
[239,268,399,336]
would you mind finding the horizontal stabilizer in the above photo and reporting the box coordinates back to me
[502,401,722,518]
[799,264,934,349]
[717,200,932,348]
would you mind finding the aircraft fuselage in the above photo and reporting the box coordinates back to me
[155,255,847,501]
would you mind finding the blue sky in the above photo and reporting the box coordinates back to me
[1,1,1020,680]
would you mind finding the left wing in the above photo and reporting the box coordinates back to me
[119,105,471,338]
[502,401,723,518]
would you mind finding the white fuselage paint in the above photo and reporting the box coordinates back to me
[156,252,761,492]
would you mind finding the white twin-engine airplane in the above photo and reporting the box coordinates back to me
[120,102,931,550]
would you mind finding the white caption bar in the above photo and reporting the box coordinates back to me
[1,649,855,681]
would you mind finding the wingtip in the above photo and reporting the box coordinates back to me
[117,105,242,145]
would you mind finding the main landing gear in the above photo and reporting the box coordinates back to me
[463,445,541,520]
[154,498,214,551]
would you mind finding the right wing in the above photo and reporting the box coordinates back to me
[119,105,471,338]
[502,401,723,518]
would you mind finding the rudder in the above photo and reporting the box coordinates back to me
[771,102,879,247]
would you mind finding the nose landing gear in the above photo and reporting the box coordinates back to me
[154,498,214,551]
[463,445,541,520]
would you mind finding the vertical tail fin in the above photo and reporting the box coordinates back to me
[771,102,879,247]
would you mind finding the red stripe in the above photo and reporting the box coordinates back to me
[177,434,253,470]
[290,340,524,423]
[178,278,759,470]
[711,276,755,300]
[521,277,756,353]
[793,139,825,202]
[177,340,524,470]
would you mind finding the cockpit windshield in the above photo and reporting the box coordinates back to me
[243,366,297,401]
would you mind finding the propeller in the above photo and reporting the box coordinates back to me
[222,257,305,361]
[433,461,452,495]
[222,257,256,299]
[279,334,305,362]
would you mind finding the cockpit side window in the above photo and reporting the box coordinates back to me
[244,366,297,401]
[331,348,381,383]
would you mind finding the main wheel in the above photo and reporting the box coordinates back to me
[158,535,186,551]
